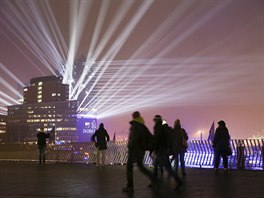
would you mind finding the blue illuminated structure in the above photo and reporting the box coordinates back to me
[77,115,97,142]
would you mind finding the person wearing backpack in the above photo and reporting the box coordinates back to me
[152,115,183,190]
[172,119,188,176]
[122,111,158,193]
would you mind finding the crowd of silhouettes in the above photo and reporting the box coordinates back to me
[122,111,191,193]
[35,110,231,194]
[121,111,231,193]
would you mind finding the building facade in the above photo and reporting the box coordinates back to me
[24,76,69,104]
[6,76,78,143]
[72,55,97,114]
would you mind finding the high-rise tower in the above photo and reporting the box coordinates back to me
[6,76,78,143]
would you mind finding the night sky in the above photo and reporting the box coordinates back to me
[0,0,263,139]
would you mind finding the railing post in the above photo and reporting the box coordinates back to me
[237,140,245,169]
[70,145,74,164]
[261,140,264,170]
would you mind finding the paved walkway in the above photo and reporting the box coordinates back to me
[0,162,263,198]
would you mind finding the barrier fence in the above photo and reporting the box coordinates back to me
[0,139,263,170]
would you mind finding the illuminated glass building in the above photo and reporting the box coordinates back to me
[71,56,99,141]
[72,55,97,114]
[6,76,78,143]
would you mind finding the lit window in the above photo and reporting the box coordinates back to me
[24,88,28,91]
[52,93,56,96]
[38,87,42,90]
[38,99,42,103]
[57,93,61,96]
[38,82,43,86]
[37,95,42,98]
[38,91,42,94]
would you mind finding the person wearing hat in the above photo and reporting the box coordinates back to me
[122,111,158,193]
[212,120,231,173]
[152,115,183,190]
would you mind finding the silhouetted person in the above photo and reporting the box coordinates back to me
[122,111,158,193]
[160,121,174,175]
[213,120,231,174]
[37,127,50,164]
[237,140,245,169]
[91,123,110,167]
[49,126,56,144]
[152,115,183,190]
[172,119,188,176]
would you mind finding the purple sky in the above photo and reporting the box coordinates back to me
[0,0,263,139]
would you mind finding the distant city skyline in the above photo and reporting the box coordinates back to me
[1,0,263,139]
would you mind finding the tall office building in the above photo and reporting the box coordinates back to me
[24,76,69,104]
[72,55,97,114]
[6,76,78,143]
[71,56,98,141]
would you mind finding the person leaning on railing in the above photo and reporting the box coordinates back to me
[36,127,50,164]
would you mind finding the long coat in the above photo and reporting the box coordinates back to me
[172,127,188,154]
[213,126,230,150]
[153,121,169,150]
[37,132,50,145]
[91,127,110,150]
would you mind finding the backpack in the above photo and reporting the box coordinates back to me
[140,125,156,151]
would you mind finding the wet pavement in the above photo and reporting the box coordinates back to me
[0,162,263,198]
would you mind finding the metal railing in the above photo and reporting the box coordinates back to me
[186,139,264,169]
[0,139,263,170]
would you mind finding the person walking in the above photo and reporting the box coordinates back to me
[37,127,50,164]
[172,119,188,176]
[152,115,183,190]
[91,123,110,167]
[212,120,231,174]
[122,111,158,193]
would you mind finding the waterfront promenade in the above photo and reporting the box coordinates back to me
[0,161,263,198]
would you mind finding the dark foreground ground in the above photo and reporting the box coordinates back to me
[0,162,263,198]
